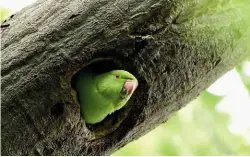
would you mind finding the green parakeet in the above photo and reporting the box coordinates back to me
[75,69,138,124]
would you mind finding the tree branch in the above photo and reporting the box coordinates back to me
[1,0,249,155]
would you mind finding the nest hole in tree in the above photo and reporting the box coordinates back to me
[71,59,134,137]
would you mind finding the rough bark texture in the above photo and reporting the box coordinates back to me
[1,0,249,155]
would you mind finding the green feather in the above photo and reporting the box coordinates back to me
[76,69,138,124]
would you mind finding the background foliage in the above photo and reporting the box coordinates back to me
[114,90,250,155]
[1,3,250,156]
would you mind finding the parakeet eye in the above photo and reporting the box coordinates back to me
[115,74,120,79]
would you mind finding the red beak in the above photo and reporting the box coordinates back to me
[124,80,137,95]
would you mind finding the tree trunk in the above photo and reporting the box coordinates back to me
[1,0,249,155]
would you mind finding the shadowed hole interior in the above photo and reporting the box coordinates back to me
[71,59,122,90]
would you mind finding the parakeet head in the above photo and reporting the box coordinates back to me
[95,70,138,112]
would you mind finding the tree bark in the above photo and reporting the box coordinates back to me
[1,0,249,155]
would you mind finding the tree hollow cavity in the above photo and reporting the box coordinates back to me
[71,59,133,138]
